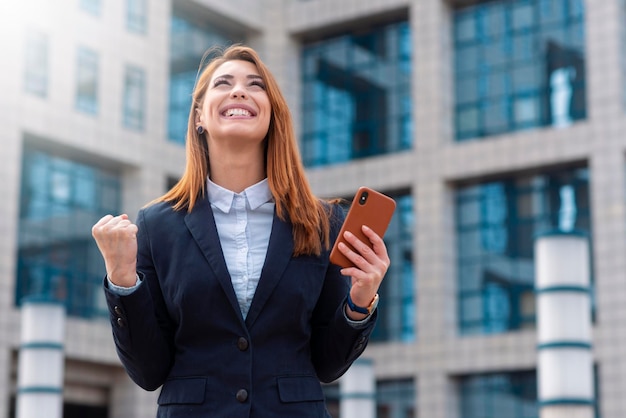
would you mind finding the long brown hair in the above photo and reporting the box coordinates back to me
[153,44,332,256]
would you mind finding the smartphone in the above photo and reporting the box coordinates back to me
[329,187,397,268]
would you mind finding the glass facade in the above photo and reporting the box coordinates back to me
[456,167,591,335]
[372,193,415,342]
[127,0,147,34]
[322,379,415,418]
[76,46,99,115]
[16,147,121,318]
[454,0,586,140]
[23,31,48,98]
[168,13,237,144]
[459,371,537,418]
[377,379,416,418]
[301,20,412,167]
[460,369,600,418]
[123,65,146,130]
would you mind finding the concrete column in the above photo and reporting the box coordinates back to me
[16,298,66,418]
[339,358,375,418]
[535,233,594,418]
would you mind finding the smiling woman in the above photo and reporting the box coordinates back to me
[195,59,271,177]
[91,44,392,418]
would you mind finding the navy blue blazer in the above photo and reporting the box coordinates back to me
[104,197,377,417]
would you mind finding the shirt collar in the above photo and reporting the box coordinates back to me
[207,177,273,213]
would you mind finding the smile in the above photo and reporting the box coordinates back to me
[222,108,253,117]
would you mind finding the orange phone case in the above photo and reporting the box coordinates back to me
[329,187,397,268]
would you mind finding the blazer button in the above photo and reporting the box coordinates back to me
[117,317,125,327]
[236,389,248,403]
[237,337,249,351]
[114,306,123,315]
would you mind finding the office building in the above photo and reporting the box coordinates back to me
[0,0,624,416]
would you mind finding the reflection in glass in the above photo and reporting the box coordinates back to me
[459,371,537,418]
[456,168,591,335]
[16,148,121,318]
[454,0,586,140]
[301,21,412,167]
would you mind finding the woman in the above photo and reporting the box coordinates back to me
[92,44,390,417]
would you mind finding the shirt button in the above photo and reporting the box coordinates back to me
[236,389,248,403]
[237,337,249,351]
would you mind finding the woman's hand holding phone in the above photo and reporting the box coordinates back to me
[330,187,396,319]
[337,224,390,318]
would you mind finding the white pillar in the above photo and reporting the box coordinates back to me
[339,358,375,418]
[16,298,66,418]
[535,233,594,418]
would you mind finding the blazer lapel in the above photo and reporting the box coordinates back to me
[245,212,294,328]
[184,198,244,323]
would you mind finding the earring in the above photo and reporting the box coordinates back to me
[197,126,205,135]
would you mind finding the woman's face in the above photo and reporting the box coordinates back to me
[198,59,271,146]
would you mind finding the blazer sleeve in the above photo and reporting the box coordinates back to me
[309,203,378,383]
[103,207,176,391]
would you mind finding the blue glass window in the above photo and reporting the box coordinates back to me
[322,379,415,418]
[24,31,48,98]
[460,371,538,418]
[123,65,146,130]
[454,0,586,140]
[301,21,412,167]
[76,46,99,115]
[16,148,121,318]
[127,0,147,34]
[460,369,600,418]
[456,167,591,335]
[372,193,415,342]
[168,14,238,144]
[377,379,415,418]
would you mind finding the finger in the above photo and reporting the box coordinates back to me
[127,223,138,235]
[339,243,389,280]
[92,215,136,241]
[360,224,382,242]
[108,219,138,238]
[120,223,139,239]
[337,241,371,272]
[93,214,114,229]
[342,230,379,266]
[361,225,390,267]
[115,219,132,229]
[92,215,115,239]
[108,214,130,225]
[340,265,367,282]
[361,225,386,254]
[341,265,383,299]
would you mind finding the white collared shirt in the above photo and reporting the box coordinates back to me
[207,178,274,319]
